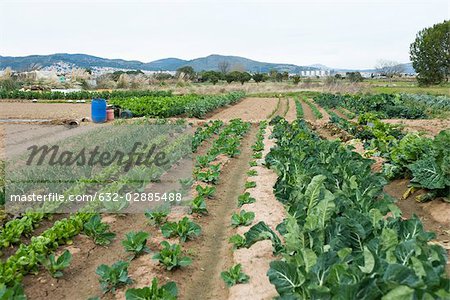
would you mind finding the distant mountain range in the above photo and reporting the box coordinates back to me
[0,53,415,73]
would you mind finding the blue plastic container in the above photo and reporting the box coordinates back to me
[91,98,107,123]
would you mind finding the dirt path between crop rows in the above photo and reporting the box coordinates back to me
[300,100,315,123]
[284,98,297,122]
[208,98,278,122]
[228,126,285,300]
[182,125,258,300]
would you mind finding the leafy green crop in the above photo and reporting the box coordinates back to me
[195,185,216,199]
[125,278,178,300]
[161,217,201,242]
[262,117,449,299]
[145,205,170,226]
[228,234,246,250]
[153,241,192,271]
[0,283,26,300]
[231,210,255,227]
[246,169,258,177]
[96,261,133,294]
[38,250,72,278]
[190,195,208,215]
[221,264,250,287]
[122,231,151,258]
[244,181,256,189]
[237,192,256,207]
[83,215,116,246]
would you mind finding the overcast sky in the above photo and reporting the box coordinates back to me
[1,0,448,69]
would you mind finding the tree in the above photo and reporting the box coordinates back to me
[375,59,404,79]
[291,75,301,85]
[218,61,230,75]
[201,71,222,85]
[252,73,266,84]
[238,72,251,85]
[410,20,450,85]
[176,66,195,80]
[346,72,364,82]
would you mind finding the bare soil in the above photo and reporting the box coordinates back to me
[300,101,315,123]
[0,102,90,120]
[209,98,278,122]
[285,98,297,122]
[383,119,450,136]
[228,126,285,300]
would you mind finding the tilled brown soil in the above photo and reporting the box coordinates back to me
[209,98,278,122]
[284,98,297,122]
[383,119,450,137]
[300,101,315,123]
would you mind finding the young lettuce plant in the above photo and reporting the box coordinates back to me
[145,205,170,226]
[228,234,246,250]
[161,217,201,242]
[246,169,258,177]
[96,260,133,294]
[125,278,178,300]
[231,210,255,227]
[249,160,257,167]
[237,192,256,207]
[195,184,216,199]
[0,283,26,300]
[84,215,116,246]
[244,181,257,189]
[122,231,151,259]
[190,195,208,215]
[38,250,72,278]
[221,264,250,287]
[153,241,192,271]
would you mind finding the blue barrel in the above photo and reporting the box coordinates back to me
[91,98,107,123]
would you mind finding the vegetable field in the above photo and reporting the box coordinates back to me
[0,92,448,299]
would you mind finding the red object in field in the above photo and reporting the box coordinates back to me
[106,109,114,121]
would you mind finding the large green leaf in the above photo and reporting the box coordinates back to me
[267,261,304,296]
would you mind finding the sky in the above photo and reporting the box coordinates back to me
[0,0,448,69]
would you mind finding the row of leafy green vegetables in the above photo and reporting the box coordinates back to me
[0,119,251,298]
[222,121,269,287]
[314,93,450,119]
[242,117,448,299]
[109,91,245,118]
[328,111,450,202]
[0,89,172,100]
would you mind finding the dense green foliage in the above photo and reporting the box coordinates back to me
[110,91,245,118]
[0,89,171,100]
[153,241,192,270]
[410,20,450,85]
[96,260,133,294]
[261,118,449,299]
[314,93,432,119]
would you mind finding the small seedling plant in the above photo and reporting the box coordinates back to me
[145,205,170,226]
[221,264,250,287]
[96,260,133,294]
[122,231,151,259]
[244,181,257,189]
[228,234,246,250]
[190,195,208,215]
[231,210,255,227]
[237,192,256,207]
[161,217,201,242]
[195,184,216,198]
[83,215,116,246]
[125,278,178,300]
[246,169,258,177]
[38,250,72,278]
[153,241,192,271]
